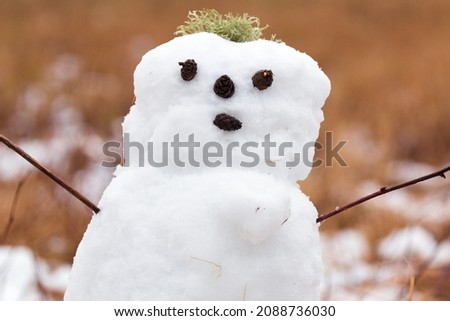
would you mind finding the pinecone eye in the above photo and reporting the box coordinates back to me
[178,59,197,81]
[252,69,273,90]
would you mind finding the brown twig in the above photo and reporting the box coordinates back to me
[0,135,100,214]
[1,171,32,243]
[317,165,450,223]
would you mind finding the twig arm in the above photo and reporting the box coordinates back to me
[317,165,450,223]
[0,135,100,214]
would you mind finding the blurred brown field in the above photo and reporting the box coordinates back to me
[0,0,449,300]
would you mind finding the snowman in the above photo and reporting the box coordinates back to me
[65,10,330,300]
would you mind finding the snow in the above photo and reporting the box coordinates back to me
[0,246,70,300]
[377,226,436,261]
[320,230,373,299]
[432,240,450,267]
[65,32,330,300]
[66,168,323,300]
[321,229,368,266]
[0,247,39,300]
[123,32,330,180]
[320,229,426,301]
[38,263,71,293]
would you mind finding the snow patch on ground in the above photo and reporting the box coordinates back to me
[378,226,436,261]
[0,246,70,300]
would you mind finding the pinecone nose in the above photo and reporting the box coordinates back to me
[214,75,235,98]
[213,113,242,131]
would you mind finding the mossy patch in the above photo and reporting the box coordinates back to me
[175,9,279,42]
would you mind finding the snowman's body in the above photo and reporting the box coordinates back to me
[65,33,330,300]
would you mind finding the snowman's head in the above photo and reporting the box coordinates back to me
[123,32,330,181]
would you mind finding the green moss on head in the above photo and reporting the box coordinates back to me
[175,9,279,42]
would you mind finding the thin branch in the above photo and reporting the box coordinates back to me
[1,171,32,243]
[0,135,100,214]
[317,165,450,223]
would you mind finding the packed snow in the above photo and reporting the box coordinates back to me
[65,32,331,300]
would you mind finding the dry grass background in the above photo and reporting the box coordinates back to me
[0,0,449,300]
